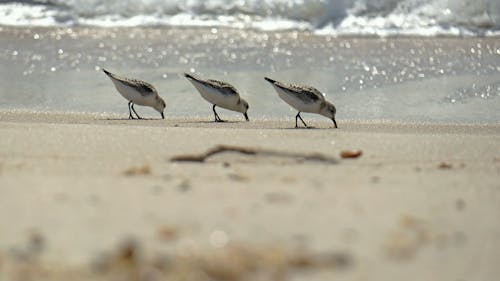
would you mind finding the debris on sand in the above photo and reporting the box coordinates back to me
[455,198,466,211]
[124,164,151,176]
[438,162,452,170]
[93,240,353,281]
[2,236,354,281]
[170,145,338,164]
[340,150,363,159]
[157,225,179,242]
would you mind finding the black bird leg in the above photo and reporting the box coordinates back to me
[131,103,143,119]
[213,104,224,122]
[128,101,135,119]
[295,112,308,128]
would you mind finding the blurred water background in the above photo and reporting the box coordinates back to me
[0,0,499,123]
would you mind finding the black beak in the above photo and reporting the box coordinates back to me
[332,118,338,128]
[244,112,249,121]
[161,112,165,119]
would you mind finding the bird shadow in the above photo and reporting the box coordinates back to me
[179,120,243,125]
[282,126,339,130]
[103,118,162,121]
[283,126,319,130]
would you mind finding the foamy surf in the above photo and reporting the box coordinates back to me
[1,0,500,36]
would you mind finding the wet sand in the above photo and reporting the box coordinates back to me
[1,110,499,280]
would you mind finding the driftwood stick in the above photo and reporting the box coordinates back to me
[170,145,338,164]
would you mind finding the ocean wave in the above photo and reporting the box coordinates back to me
[0,0,499,36]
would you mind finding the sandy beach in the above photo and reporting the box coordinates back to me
[1,0,500,279]
[1,110,499,280]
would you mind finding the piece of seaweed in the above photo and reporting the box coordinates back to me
[170,145,338,164]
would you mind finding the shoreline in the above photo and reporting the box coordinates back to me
[1,109,498,133]
[2,24,500,39]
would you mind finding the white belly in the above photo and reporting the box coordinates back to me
[273,86,321,113]
[191,82,239,111]
[113,80,154,107]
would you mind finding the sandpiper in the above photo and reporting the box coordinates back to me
[184,73,249,122]
[264,77,337,128]
[103,69,166,119]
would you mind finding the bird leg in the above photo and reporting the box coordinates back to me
[128,101,135,119]
[295,112,308,128]
[131,103,143,119]
[213,104,225,122]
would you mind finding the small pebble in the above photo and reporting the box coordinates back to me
[455,198,466,211]
[340,150,363,159]
[438,162,452,169]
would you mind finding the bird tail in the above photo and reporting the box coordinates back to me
[264,77,277,84]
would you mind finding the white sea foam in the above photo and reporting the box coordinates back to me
[1,0,499,36]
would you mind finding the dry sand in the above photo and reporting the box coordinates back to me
[0,110,499,281]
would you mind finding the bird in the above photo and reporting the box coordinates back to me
[102,69,166,119]
[184,73,249,122]
[264,77,337,128]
